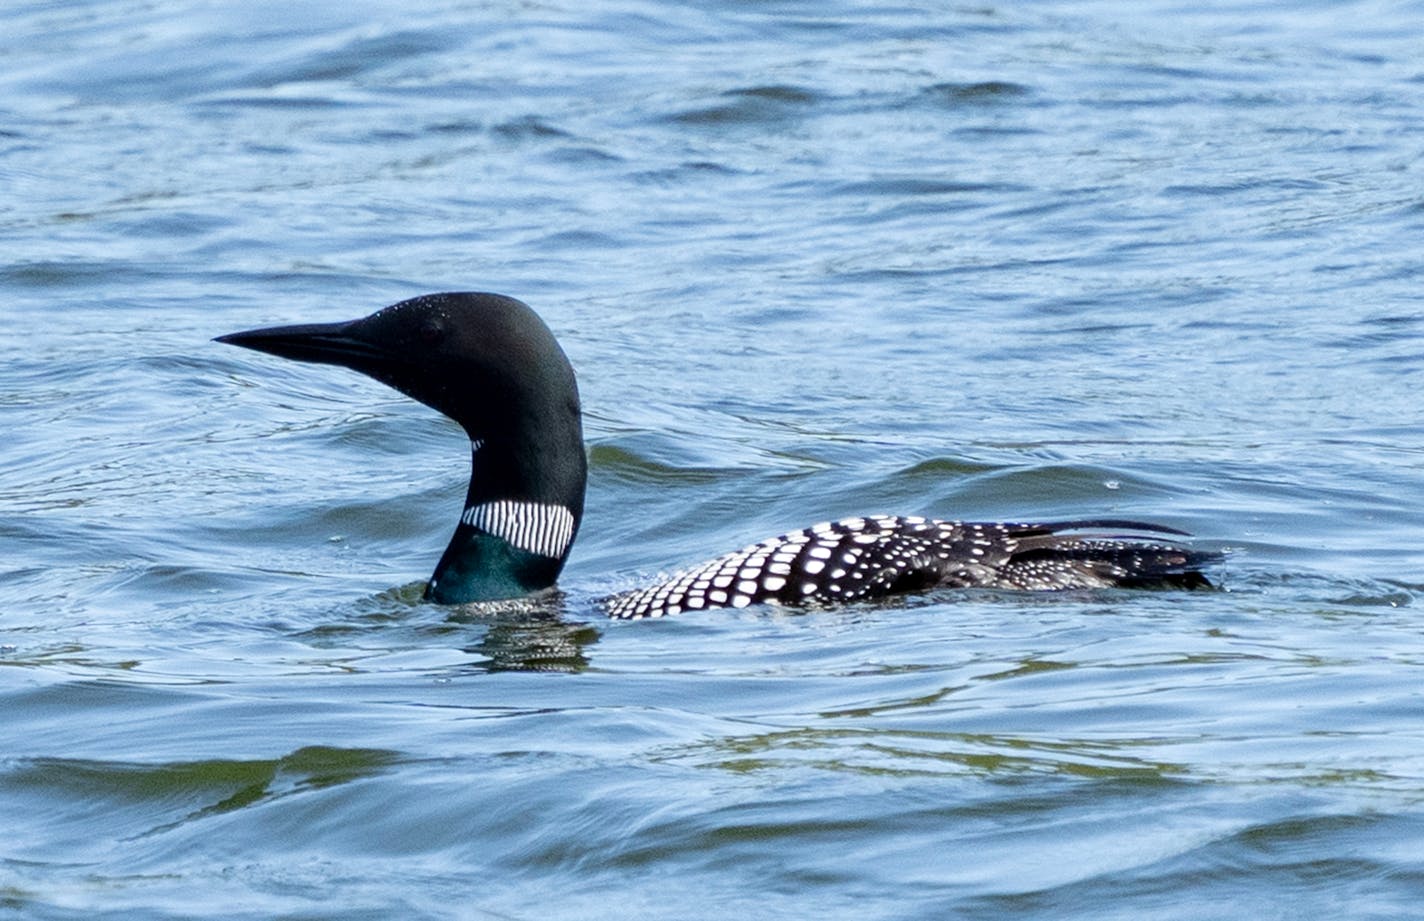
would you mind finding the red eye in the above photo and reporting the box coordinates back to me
[419,321,445,346]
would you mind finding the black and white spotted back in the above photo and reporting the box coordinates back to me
[603,515,1216,619]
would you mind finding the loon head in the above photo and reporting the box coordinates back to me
[217,292,587,605]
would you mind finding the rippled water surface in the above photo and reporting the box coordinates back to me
[4,1,1424,918]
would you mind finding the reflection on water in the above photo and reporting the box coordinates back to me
[436,591,603,673]
[464,620,601,674]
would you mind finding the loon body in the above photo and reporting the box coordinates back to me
[217,293,1218,618]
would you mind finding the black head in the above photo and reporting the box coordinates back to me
[216,292,580,443]
[217,293,588,604]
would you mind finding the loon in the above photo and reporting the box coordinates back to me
[217,292,1218,618]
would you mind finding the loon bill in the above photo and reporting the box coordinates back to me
[216,292,1220,618]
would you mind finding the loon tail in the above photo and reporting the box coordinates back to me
[985,519,1220,592]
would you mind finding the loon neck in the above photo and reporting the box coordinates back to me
[426,433,586,604]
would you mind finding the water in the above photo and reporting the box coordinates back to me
[4,0,1424,917]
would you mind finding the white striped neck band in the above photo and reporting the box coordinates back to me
[462,500,576,560]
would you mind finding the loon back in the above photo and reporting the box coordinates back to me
[216,292,1218,614]
[604,515,1215,620]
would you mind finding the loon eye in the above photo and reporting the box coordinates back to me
[418,319,446,346]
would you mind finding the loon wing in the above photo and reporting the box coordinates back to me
[604,515,1217,620]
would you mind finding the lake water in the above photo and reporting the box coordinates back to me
[4,1,1424,918]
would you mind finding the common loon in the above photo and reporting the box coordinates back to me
[217,292,1218,618]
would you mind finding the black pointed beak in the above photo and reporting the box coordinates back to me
[215,319,390,371]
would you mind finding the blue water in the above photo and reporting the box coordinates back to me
[4,1,1424,918]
